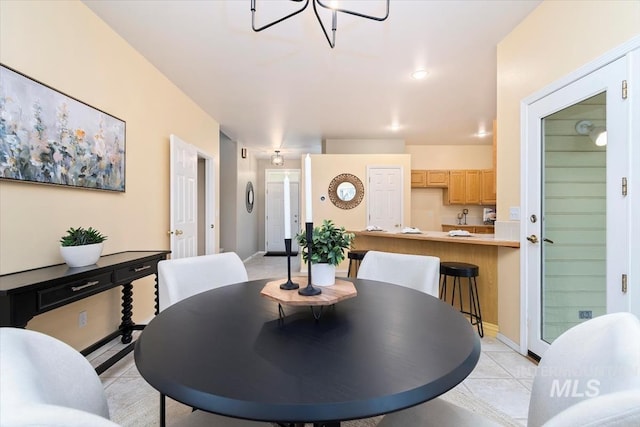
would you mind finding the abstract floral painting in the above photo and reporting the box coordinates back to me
[0,65,125,192]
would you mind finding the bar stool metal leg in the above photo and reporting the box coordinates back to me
[468,276,484,337]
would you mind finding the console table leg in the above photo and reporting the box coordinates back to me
[120,282,134,344]
[154,274,160,315]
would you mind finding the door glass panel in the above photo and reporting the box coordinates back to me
[541,92,606,344]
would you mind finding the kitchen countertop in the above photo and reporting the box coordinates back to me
[352,230,520,248]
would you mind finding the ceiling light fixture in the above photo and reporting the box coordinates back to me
[250,0,390,49]
[411,69,428,80]
[271,150,284,166]
[575,120,607,147]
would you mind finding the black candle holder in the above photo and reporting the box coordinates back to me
[279,238,299,290]
[298,221,321,296]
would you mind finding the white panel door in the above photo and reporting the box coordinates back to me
[524,57,629,358]
[170,134,198,259]
[367,167,403,232]
[266,181,300,253]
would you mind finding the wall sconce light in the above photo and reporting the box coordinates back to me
[575,120,607,147]
[241,148,247,159]
[271,150,284,166]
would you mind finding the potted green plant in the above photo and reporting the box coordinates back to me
[59,227,108,267]
[295,219,354,286]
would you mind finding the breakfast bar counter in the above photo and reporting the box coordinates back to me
[350,231,520,333]
[352,230,520,248]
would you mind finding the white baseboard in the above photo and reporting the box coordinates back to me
[497,333,524,354]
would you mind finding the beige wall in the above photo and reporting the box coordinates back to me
[0,1,220,349]
[407,145,493,230]
[496,0,640,345]
[301,154,411,271]
[406,145,492,170]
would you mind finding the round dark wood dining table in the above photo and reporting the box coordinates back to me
[134,278,481,425]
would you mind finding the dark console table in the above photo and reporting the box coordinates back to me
[0,250,170,374]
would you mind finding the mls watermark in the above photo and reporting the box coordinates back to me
[550,379,600,398]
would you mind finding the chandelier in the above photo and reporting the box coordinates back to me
[250,0,390,48]
[271,150,284,166]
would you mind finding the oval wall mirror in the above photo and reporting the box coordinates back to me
[246,181,254,213]
[328,173,364,210]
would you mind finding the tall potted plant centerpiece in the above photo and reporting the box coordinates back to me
[296,219,354,286]
[59,227,108,268]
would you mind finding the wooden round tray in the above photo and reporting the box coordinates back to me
[260,277,357,306]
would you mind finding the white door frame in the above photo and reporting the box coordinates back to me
[519,36,640,355]
[200,151,216,255]
[366,165,404,232]
[170,134,216,259]
[264,169,301,252]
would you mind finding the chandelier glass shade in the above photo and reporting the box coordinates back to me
[250,0,390,48]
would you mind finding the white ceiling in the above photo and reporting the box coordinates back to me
[84,0,541,159]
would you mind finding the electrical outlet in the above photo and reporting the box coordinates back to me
[579,310,592,320]
[79,310,88,328]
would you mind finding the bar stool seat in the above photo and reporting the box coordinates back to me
[347,250,368,277]
[439,262,483,337]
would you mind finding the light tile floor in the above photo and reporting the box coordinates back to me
[93,253,536,426]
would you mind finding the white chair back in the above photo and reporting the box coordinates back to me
[357,250,440,296]
[528,312,640,426]
[158,252,248,312]
[0,327,118,426]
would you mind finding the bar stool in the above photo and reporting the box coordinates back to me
[347,250,368,278]
[439,262,483,337]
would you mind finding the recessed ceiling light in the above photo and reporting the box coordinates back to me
[411,69,428,80]
[390,123,401,131]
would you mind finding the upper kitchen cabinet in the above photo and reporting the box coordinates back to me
[426,170,449,187]
[481,169,496,205]
[411,170,427,187]
[444,170,481,205]
[411,170,449,188]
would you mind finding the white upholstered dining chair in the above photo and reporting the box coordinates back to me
[356,250,440,296]
[158,252,249,312]
[156,252,268,426]
[0,327,120,427]
[377,312,640,427]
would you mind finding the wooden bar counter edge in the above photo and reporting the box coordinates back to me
[350,231,520,337]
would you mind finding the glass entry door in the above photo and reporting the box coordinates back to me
[525,57,629,358]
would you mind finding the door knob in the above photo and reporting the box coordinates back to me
[167,230,174,235]
[175,230,184,236]
[526,234,539,243]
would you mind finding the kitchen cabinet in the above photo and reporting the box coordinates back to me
[426,170,449,187]
[411,170,427,187]
[444,170,481,205]
[481,169,496,205]
[442,224,495,234]
[411,170,449,188]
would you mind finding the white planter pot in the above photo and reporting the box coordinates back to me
[60,243,104,268]
[311,263,336,286]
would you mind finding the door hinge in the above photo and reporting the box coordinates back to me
[622,274,628,293]
[622,80,628,99]
[622,177,628,196]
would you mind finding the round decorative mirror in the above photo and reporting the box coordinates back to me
[328,173,364,209]
[246,181,254,213]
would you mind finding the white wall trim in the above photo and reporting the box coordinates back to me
[496,333,522,354]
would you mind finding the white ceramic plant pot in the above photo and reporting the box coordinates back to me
[60,243,104,268]
[311,263,336,286]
